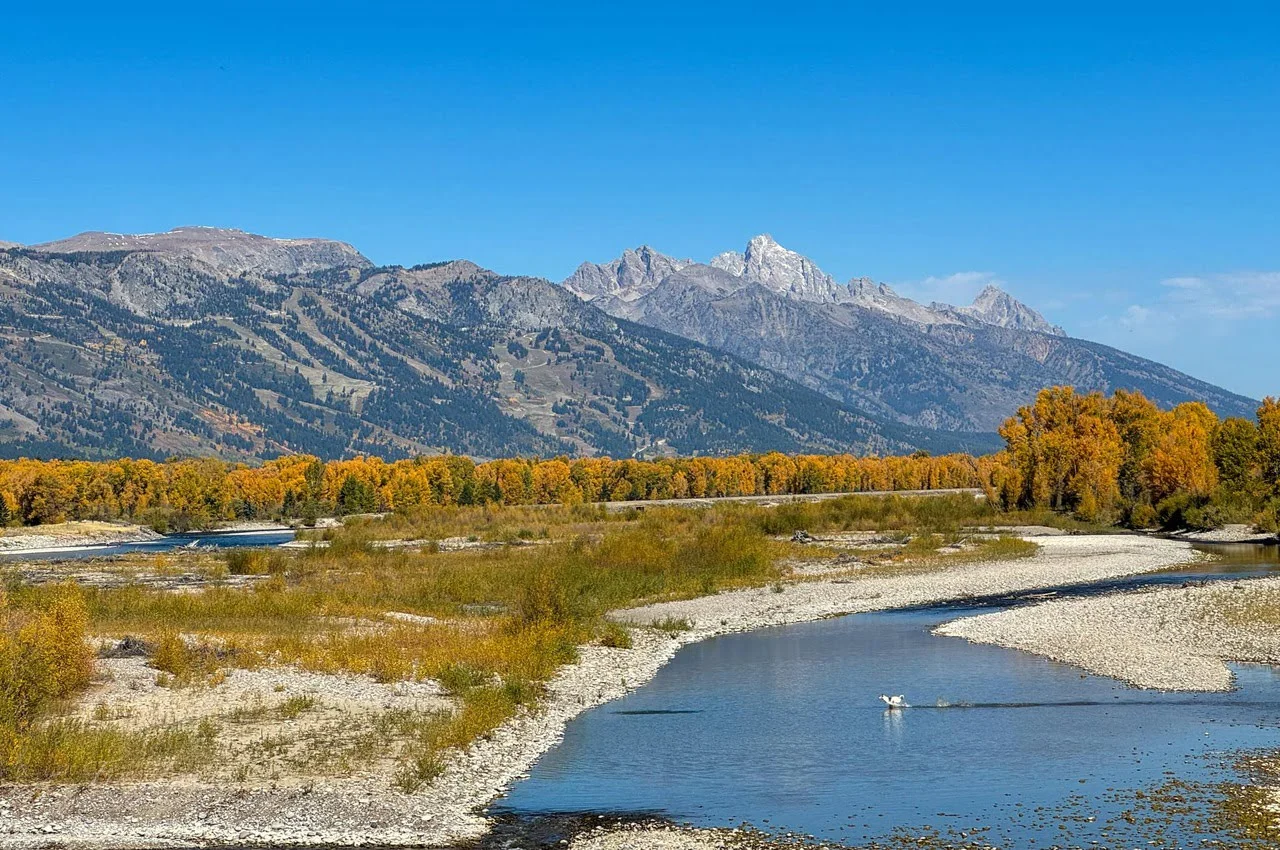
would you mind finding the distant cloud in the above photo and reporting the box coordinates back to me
[1156,272,1280,321]
[897,271,1003,307]
[1102,271,1280,336]
[1118,304,1152,328]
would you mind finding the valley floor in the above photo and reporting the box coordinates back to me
[0,534,1204,848]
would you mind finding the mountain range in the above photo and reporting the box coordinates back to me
[565,234,1252,432]
[0,227,1256,462]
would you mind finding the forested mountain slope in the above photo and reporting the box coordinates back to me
[0,229,994,460]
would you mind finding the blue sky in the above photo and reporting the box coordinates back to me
[1,3,1276,399]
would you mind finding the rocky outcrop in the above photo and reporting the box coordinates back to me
[710,234,845,303]
[564,246,690,303]
[565,236,1257,432]
[32,226,371,278]
[948,284,1064,336]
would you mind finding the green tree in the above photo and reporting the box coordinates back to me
[1259,398,1280,496]
[336,475,377,516]
[1212,417,1259,492]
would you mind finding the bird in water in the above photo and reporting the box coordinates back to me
[879,694,907,709]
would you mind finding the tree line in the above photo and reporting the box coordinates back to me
[3,386,1277,533]
[0,451,989,531]
[991,387,1280,529]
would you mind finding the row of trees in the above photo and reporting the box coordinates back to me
[991,387,1280,528]
[0,451,989,530]
[4,386,1275,532]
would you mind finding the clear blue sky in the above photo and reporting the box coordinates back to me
[2,3,1276,399]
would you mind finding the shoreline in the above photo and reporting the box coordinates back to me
[936,574,1280,692]
[0,522,163,555]
[0,534,1200,848]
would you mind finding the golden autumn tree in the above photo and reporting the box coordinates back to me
[997,387,1123,517]
[1258,397,1280,497]
[1143,403,1220,504]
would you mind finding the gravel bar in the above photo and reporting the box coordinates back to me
[936,574,1280,691]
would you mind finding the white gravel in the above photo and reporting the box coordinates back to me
[0,534,1198,847]
[0,522,162,554]
[617,534,1195,634]
[1167,524,1279,544]
[937,574,1280,691]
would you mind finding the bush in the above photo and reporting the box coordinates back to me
[0,585,93,731]
[1126,501,1159,530]
[597,621,632,649]
[1155,492,1208,530]
[435,662,489,695]
[1,584,95,778]
[224,549,287,576]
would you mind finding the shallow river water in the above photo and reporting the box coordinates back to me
[498,547,1280,847]
[0,528,296,560]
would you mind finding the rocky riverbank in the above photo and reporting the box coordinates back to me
[0,534,1198,848]
[0,521,162,554]
[936,574,1280,692]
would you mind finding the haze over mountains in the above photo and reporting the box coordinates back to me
[0,227,1256,462]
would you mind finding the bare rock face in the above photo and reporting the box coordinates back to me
[563,234,1256,432]
[32,226,371,279]
[564,246,690,302]
[710,234,845,303]
[846,277,962,326]
[950,284,1065,336]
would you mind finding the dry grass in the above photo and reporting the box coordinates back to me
[1,492,1041,788]
[2,504,782,785]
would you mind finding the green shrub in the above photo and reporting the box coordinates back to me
[597,621,632,649]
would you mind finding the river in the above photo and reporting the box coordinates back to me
[0,528,297,560]
[497,546,1280,847]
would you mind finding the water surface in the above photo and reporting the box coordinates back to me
[499,550,1280,846]
[0,528,296,560]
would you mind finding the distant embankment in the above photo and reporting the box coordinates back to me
[600,487,987,511]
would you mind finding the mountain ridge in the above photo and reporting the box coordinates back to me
[563,235,1252,431]
[0,228,997,461]
[566,234,1065,336]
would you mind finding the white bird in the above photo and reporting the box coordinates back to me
[879,694,907,709]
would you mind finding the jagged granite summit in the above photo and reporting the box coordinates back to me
[0,227,990,461]
[568,233,1063,335]
[563,235,1251,431]
[563,246,691,303]
[947,284,1064,336]
[709,234,845,303]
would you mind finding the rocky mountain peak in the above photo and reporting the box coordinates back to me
[563,245,690,302]
[954,284,1064,336]
[31,226,372,278]
[710,234,844,303]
